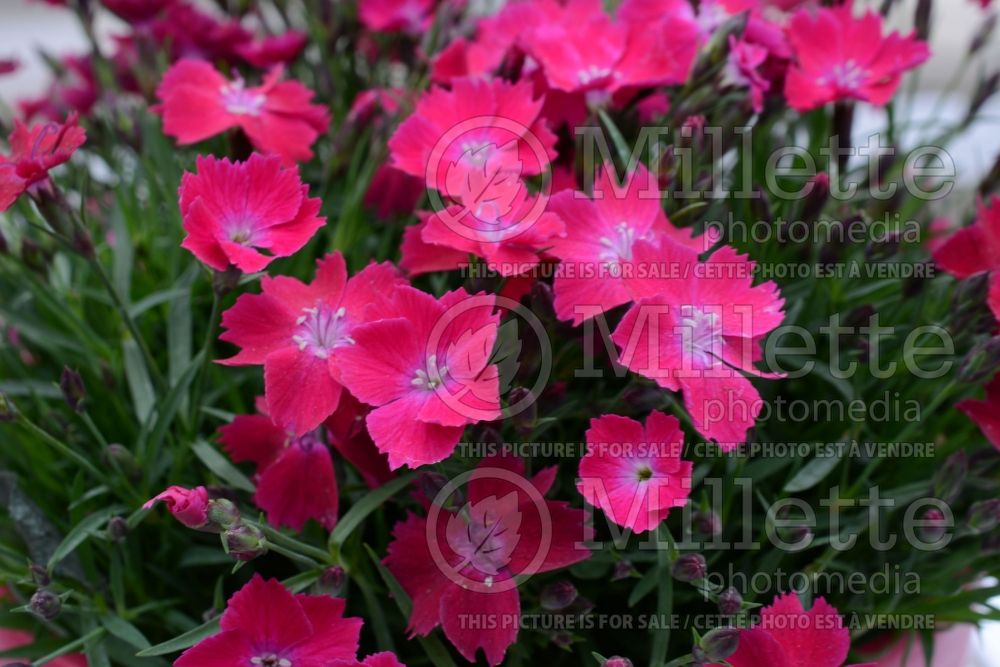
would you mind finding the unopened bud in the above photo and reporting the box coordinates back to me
[540,580,578,611]
[958,337,1000,383]
[693,511,722,539]
[612,560,636,581]
[604,658,633,667]
[701,626,741,662]
[102,444,140,479]
[317,566,347,596]
[932,451,968,503]
[29,564,50,587]
[59,367,86,412]
[622,384,664,413]
[30,589,61,620]
[224,523,267,561]
[107,516,129,543]
[207,499,241,530]
[507,387,537,434]
[418,472,462,509]
[0,392,15,421]
[671,553,707,582]
[718,586,743,615]
[801,172,831,223]
[212,266,242,296]
[919,508,948,542]
[967,499,1000,535]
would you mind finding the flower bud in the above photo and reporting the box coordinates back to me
[919,508,948,542]
[700,626,741,662]
[801,172,831,224]
[107,516,129,544]
[29,563,50,587]
[206,498,241,530]
[508,387,537,435]
[622,384,664,413]
[966,499,1000,535]
[540,580,578,611]
[143,486,211,530]
[59,366,86,412]
[693,511,722,539]
[224,522,267,561]
[932,451,968,503]
[0,392,15,422]
[718,586,742,615]
[962,337,1000,384]
[317,566,347,596]
[30,589,61,620]
[603,658,633,667]
[671,553,707,582]
[212,266,242,296]
[612,560,636,581]
[102,443,140,479]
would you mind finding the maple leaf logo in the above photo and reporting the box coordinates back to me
[489,318,522,395]
[446,492,522,576]
[444,138,523,229]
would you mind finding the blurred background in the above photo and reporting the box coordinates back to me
[0,1,998,665]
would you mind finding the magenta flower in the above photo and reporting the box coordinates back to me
[420,189,566,276]
[359,0,435,35]
[524,0,697,95]
[154,60,329,165]
[719,593,874,667]
[331,654,407,667]
[612,243,785,447]
[323,392,395,489]
[957,375,1000,452]
[219,252,406,436]
[0,114,86,212]
[218,412,339,531]
[383,456,591,665]
[547,162,712,325]
[178,154,325,273]
[578,411,693,533]
[337,286,501,469]
[388,77,557,201]
[933,196,1000,321]
[783,5,929,112]
[143,486,210,530]
[175,575,361,667]
[237,31,310,68]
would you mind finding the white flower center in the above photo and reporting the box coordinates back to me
[599,221,637,264]
[251,655,291,667]
[577,65,612,85]
[411,354,448,390]
[292,306,352,359]
[678,306,722,367]
[221,79,265,116]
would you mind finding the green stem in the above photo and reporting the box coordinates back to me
[88,256,164,391]
[650,524,675,667]
[188,289,221,433]
[15,411,103,480]
[32,626,104,667]
[250,520,333,564]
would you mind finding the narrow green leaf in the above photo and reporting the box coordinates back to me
[784,453,842,493]
[329,473,414,548]
[123,338,155,422]
[136,618,219,657]
[48,506,124,572]
[101,615,151,651]
[190,439,254,493]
